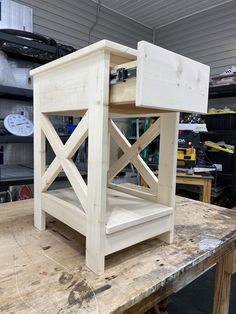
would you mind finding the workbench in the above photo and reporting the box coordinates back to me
[142,171,214,204]
[1,198,235,314]
[176,172,213,203]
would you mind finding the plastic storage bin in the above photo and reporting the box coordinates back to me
[203,113,236,130]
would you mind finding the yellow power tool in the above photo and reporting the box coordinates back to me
[177,147,196,168]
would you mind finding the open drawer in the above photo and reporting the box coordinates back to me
[110,41,210,113]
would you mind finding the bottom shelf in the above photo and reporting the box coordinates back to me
[42,187,173,255]
[47,187,173,233]
[105,188,173,234]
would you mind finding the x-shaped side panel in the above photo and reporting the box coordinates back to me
[108,118,160,193]
[40,112,88,212]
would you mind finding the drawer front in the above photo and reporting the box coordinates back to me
[136,41,210,113]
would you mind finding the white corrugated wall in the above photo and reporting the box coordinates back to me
[155,1,236,77]
[17,0,153,49]
[17,0,236,76]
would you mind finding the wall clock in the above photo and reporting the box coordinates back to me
[4,114,33,136]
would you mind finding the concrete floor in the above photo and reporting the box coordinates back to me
[169,267,236,313]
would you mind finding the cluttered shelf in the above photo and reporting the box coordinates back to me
[0,29,77,185]
[202,66,236,197]
[0,29,75,64]
[199,110,236,207]
[0,135,33,143]
[0,85,33,100]
[0,163,87,188]
[209,84,236,98]
[0,164,34,187]
[0,134,72,144]
[209,68,236,99]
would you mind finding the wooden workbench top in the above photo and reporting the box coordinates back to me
[1,197,235,314]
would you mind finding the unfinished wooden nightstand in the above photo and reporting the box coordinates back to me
[31,40,209,274]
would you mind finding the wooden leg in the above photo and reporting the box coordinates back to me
[202,179,212,203]
[85,51,110,274]
[86,105,108,274]
[157,112,179,244]
[213,250,236,314]
[34,108,46,230]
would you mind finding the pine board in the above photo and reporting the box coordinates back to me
[0,197,235,314]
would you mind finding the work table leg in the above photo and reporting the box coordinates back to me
[213,249,236,314]
[201,179,212,203]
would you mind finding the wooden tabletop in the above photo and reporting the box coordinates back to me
[1,198,235,314]
[176,171,214,180]
[154,170,214,180]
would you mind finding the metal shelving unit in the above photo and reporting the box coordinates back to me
[209,84,236,99]
[202,86,236,207]
[0,30,74,187]
[0,30,57,64]
[0,85,33,100]
[0,135,33,143]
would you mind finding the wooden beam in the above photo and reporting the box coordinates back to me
[157,112,179,244]
[224,249,236,275]
[86,50,110,274]
[109,104,169,118]
[109,119,158,193]
[108,118,160,182]
[110,54,136,67]
[112,60,137,71]
[42,109,87,117]
[41,157,62,192]
[61,159,87,213]
[40,113,63,156]
[64,111,88,158]
[158,113,179,207]
[108,183,157,202]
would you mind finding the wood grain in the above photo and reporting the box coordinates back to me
[0,198,235,314]
[213,256,232,314]
[136,41,210,113]
[86,51,110,274]
[31,39,210,276]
